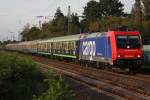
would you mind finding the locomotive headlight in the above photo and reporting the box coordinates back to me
[137,55,141,58]
[118,55,121,58]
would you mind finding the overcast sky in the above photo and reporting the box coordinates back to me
[0,0,134,41]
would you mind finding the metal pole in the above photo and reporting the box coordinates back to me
[68,5,71,34]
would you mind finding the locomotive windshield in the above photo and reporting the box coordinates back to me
[116,35,141,49]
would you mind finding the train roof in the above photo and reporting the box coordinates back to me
[33,32,109,43]
[18,40,39,45]
[7,31,140,46]
[52,34,80,42]
[38,34,81,43]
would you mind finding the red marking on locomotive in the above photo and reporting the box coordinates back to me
[108,31,143,62]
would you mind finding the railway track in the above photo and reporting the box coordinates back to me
[136,74,150,80]
[32,55,150,100]
[39,64,126,100]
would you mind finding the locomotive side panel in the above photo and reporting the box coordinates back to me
[79,36,112,64]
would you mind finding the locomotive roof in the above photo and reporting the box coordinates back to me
[80,32,108,39]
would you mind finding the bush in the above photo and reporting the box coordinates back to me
[0,52,46,100]
[0,52,75,100]
[33,71,75,100]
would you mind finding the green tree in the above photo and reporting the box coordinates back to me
[70,13,80,34]
[142,0,150,20]
[80,18,89,33]
[40,22,52,38]
[28,27,41,40]
[20,23,30,41]
[0,52,46,100]
[82,0,125,32]
[20,24,41,41]
[142,21,150,37]
[27,27,41,41]
[54,7,64,21]
[131,0,143,24]
[99,0,125,17]
[130,0,150,38]
[51,7,68,36]
[83,0,100,22]
[89,21,100,32]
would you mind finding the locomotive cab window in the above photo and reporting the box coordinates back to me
[116,35,141,49]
